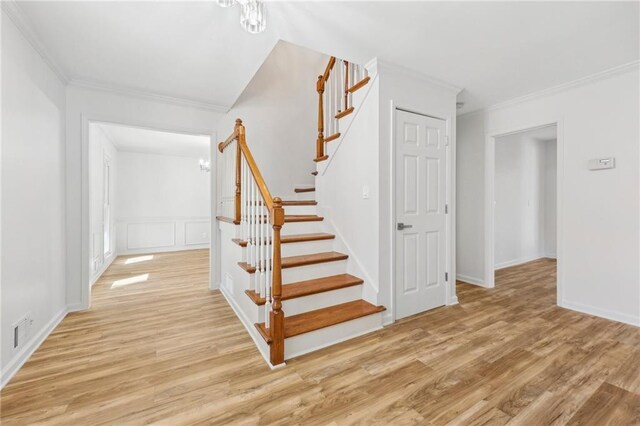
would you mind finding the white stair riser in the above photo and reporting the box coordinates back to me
[295,191,316,201]
[282,260,347,283]
[281,221,324,235]
[281,240,334,257]
[284,312,383,360]
[240,239,335,261]
[283,205,317,215]
[282,285,363,316]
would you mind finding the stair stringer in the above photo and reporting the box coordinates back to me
[313,61,383,321]
[316,58,379,176]
[218,221,274,367]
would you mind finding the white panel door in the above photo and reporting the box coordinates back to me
[395,109,447,320]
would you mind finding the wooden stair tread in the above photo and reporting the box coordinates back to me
[285,215,323,222]
[238,251,348,274]
[314,155,329,163]
[232,233,335,247]
[294,187,316,193]
[335,107,354,119]
[245,273,363,305]
[347,76,371,93]
[311,171,318,176]
[323,132,340,143]
[255,300,386,342]
[281,200,317,206]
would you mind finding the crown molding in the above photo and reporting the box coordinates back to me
[68,79,231,113]
[487,60,640,113]
[2,0,70,84]
[376,58,463,95]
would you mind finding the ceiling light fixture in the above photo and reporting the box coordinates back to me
[199,159,211,173]
[240,0,266,34]
[215,0,236,7]
[215,0,266,34]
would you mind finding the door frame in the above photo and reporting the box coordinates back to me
[390,104,456,322]
[81,115,218,311]
[484,118,564,306]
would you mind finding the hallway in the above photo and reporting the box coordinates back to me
[1,255,638,424]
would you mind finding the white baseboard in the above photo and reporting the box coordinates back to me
[1,307,68,389]
[561,299,640,327]
[116,244,209,257]
[495,254,545,270]
[456,273,487,287]
[382,311,394,326]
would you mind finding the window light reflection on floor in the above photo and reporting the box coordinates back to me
[124,255,154,265]
[111,273,149,289]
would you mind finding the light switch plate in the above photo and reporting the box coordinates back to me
[588,158,615,170]
[362,185,370,199]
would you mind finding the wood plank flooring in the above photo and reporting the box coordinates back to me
[2,254,638,425]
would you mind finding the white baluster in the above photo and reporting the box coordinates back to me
[260,203,266,297]
[348,62,354,109]
[246,163,253,266]
[265,220,272,329]
[253,180,259,293]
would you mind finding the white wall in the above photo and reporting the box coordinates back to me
[1,13,67,386]
[456,64,640,326]
[456,112,486,284]
[115,151,210,255]
[316,73,380,305]
[66,85,223,311]
[216,41,326,198]
[494,135,556,268]
[89,125,118,282]
[544,140,557,258]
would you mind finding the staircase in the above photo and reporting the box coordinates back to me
[217,56,381,367]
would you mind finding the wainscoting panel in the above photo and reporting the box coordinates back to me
[185,221,210,246]
[126,222,176,250]
[117,217,210,255]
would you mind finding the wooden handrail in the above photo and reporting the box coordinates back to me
[314,56,369,163]
[218,118,285,365]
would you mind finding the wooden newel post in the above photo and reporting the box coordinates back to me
[269,197,285,365]
[234,119,244,225]
[316,75,325,160]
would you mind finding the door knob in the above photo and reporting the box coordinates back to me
[397,223,413,230]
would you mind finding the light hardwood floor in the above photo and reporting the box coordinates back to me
[2,253,639,425]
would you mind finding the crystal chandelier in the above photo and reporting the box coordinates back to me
[215,0,266,34]
[199,159,211,173]
[240,0,266,34]
[215,0,235,7]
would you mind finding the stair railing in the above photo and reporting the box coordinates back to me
[315,56,370,161]
[218,119,285,365]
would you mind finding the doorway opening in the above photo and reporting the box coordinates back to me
[487,124,559,303]
[87,122,212,300]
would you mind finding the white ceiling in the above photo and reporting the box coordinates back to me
[13,1,640,114]
[97,123,210,158]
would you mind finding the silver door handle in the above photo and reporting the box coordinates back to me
[397,223,413,230]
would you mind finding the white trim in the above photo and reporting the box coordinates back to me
[69,79,230,113]
[456,274,486,287]
[1,308,68,389]
[1,0,69,84]
[495,254,547,270]
[377,59,463,94]
[219,286,284,369]
[81,115,217,310]
[484,120,565,305]
[390,105,455,320]
[561,299,640,327]
[90,252,116,286]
